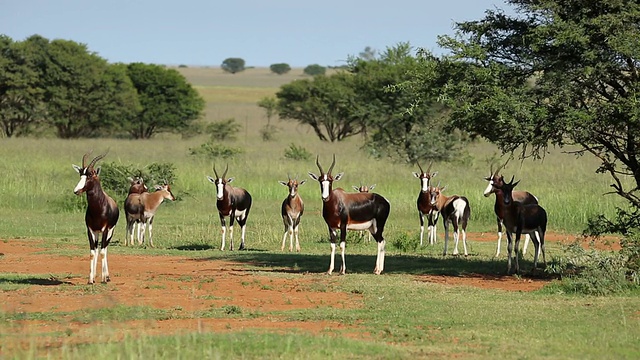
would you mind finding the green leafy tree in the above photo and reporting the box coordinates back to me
[257,96,279,141]
[303,64,326,76]
[350,42,468,164]
[0,35,45,137]
[126,63,204,139]
[221,57,246,74]
[269,63,291,75]
[34,37,139,138]
[412,1,640,232]
[276,73,365,142]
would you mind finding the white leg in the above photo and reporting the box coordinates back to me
[443,223,449,256]
[281,228,288,251]
[420,225,424,246]
[89,249,97,284]
[240,224,247,249]
[523,233,530,255]
[462,229,468,256]
[148,219,154,248]
[220,225,226,251]
[328,242,336,275]
[100,247,109,283]
[453,227,460,256]
[294,225,301,252]
[339,241,346,275]
[496,231,502,257]
[228,225,234,250]
[374,240,386,274]
[289,226,294,252]
[428,225,434,245]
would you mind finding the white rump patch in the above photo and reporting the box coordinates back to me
[452,198,467,217]
[234,209,247,220]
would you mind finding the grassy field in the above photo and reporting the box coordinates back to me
[0,66,638,359]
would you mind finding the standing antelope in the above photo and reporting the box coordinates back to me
[73,151,119,284]
[429,184,471,256]
[413,162,439,246]
[484,165,539,257]
[280,176,306,252]
[352,184,376,243]
[494,176,547,275]
[137,182,175,247]
[308,155,391,275]
[124,177,148,246]
[207,164,252,251]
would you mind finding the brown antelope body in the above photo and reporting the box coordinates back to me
[136,183,175,247]
[352,184,376,243]
[280,177,306,252]
[124,177,148,246]
[494,176,547,275]
[309,155,391,275]
[413,162,439,246]
[207,165,252,251]
[484,168,539,257]
[73,152,119,284]
[429,185,471,256]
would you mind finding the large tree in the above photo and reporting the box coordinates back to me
[410,0,640,233]
[276,72,366,142]
[126,63,204,139]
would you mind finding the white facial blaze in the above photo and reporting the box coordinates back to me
[216,181,224,199]
[74,175,87,193]
[421,177,429,192]
[290,187,296,197]
[321,180,330,199]
[483,180,494,196]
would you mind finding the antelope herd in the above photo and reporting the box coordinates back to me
[73,151,548,283]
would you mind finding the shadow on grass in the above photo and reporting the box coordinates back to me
[197,251,552,279]
[0,276,73,286]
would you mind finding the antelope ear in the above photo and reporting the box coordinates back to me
[513,180,521,187]
[431,172,438,178]
[334,172,344,181]
[299,180,306,186]
[308,172,319,181]
[227,177,234,183]
[441,186,447,192]
[72,164,81,173]
[369,184,376,190]
[412,172,420,178]
[279,181,288,186]
[206,176,216,184]
[353,186,359,191]
[155,185,163,191]
[96,167,101,175]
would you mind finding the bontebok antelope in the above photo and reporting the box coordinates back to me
[352,184,376,243]
[484,164,539,257]
[138,182,176,247]
[73,151,119,284]
[124,177,148,246]
[279,176,306,252]
[413,162,439,246]
[207,165,252,251]
[308,155,391,275]
[493,176,547,275]
[429,184,471,256]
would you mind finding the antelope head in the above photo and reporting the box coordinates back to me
[72,151,107,195]
[155,181,176,201]
[429,182,446,207]
[279,175,306,198]
[353,184,375,193]
[483,161,507,197]
[207,164,233,200]
[413,161,437,192]
[493,176,520,205]
[308,154,343,202]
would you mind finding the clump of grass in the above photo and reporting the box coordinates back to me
[284,143,311,161]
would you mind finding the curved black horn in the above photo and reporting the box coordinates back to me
[88,150,108,169]
[327,154,336,175]
[213,164,219,178]
[81,150,93,168]
[417,162,424,174]
[315,155,325,174]
[495,159,509,176]
[222,164,229,179]
[426,161,433,174]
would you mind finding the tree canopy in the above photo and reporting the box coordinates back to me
[221,58,246,74]
[269,63,291,75]
[303,64,326,76]
[408,0,640,232]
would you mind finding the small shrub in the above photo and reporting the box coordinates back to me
[391,233,418,252]
[284,143,311,161]
[303,64,326,76]
[222,305,242,315]
[97,162,177,197]
[206,118,242,141]
[260,124,279,141]
[190,142,244,159]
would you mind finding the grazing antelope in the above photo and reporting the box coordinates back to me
[279,176,306,252]
[308,155,391,275]
[352,184,376,243]
[429,184,471,256]
[494,176,547,275]
[124,177,148,246]
[73,151,119,284]
[207,164,252,251]
[484,165,539,257]
[137,182,176,247]
[413,162,439,246]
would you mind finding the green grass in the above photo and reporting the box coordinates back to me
[0,67,638,359]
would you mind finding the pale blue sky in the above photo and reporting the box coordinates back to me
[1,0,511,67]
